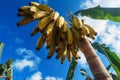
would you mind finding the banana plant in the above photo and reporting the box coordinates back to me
[17,2,113,80]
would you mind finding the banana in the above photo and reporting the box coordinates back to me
[62,21,68,33]
[38,4,53,13]
[60,47,67,64]
[30,27,40,36]
[71,48,80,59]
[81,25,90,37]
[17,16,33,26]
[56,40,66,59]
[36,34,46,50]
[29,2,40,7]
[84,24,97,36]
[72,16,83,30]
[67,28,73,48]
[55,16,65,29]
[49,11,59,22]
[46,33,54,49]
[18,6,30,12]
[45,22,56,37]
[37,15,51,31]
[67,50,72,62]
[32,11,49,20]
[47,44,55,59]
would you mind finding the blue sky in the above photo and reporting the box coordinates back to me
[0,0,120,80]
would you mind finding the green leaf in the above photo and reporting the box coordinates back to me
[0,42,4,60]
[0,64,7,76]
[77,6,120,22]
[66,58,77,80]
[92,42,120,77]
[80,68,88,76]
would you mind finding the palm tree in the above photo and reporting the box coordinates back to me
[17,2,113,80]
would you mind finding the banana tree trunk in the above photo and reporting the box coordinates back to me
[81,38,113,80]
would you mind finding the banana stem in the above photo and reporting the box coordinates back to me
[80,38,113,80]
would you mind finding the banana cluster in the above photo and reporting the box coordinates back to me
[17,2,97,64]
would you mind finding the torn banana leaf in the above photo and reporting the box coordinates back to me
[75,6,120,22]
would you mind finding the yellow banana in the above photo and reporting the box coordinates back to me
[71,48,80,59]
[45,22,56,37]
[55,16,65,29]
[60,48,67,64]
[17,16,33,26]
[72,16,83,30]
[30,27,40,36]
[47,44,55,59]
[81,26,90,37]
[37,15,51,31]
[36,34,46,50]
[18,6,30,12]
[38,4,53,13]
[29,2,40,7]
[32,11,49,20]
[84,24,97,36]
[67,50,72,62]
[62,21,68,33]
[67,28,73,48]
[46,33,54,49]
[49,11,59,22]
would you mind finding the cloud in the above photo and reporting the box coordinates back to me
[26,71,63,80]
[14,48,41,71]
[77,51,88,68]
[45,76,63,80]
[26,71,43,80]
[82,0,120,8]
[14,59,34,71]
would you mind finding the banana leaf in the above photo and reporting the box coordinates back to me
[74,6,120,22]
[5,59,13,80]
[92,42,120,77]
[66,58,77,80]
[0,64,7,76]
[0,42,4,60]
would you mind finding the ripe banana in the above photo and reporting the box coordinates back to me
[45,22,56,37]
[38,4,53,13]
[60,48,67,64]
[67,28,73,48]
[31,27,40,36]
[36,34,46,50]
[67,50,72,62]
[47,45,55,59]
[46,33,54,49]
[32,11,49,20]
[29,2,40,7]
[72,16,83,30]
[37,15,51,31]
[49,11,59,22]
[84,24,97,36]
[55,16,65,29]
[18,6,30,12]
[81,26,90,38]
[62,21,68,33]
[17,16,33,26]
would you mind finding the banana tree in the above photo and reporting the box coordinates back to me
[17,2,112,80]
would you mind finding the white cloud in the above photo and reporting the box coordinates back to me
[14,48,41,71]
[45,76,63,80]
[26,71,63,80]
[27,71,43,80]
[77,51,88,68]
[14,59,34,71]
[82,0,120,8]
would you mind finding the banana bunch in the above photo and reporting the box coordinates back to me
[17,2,97,64]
